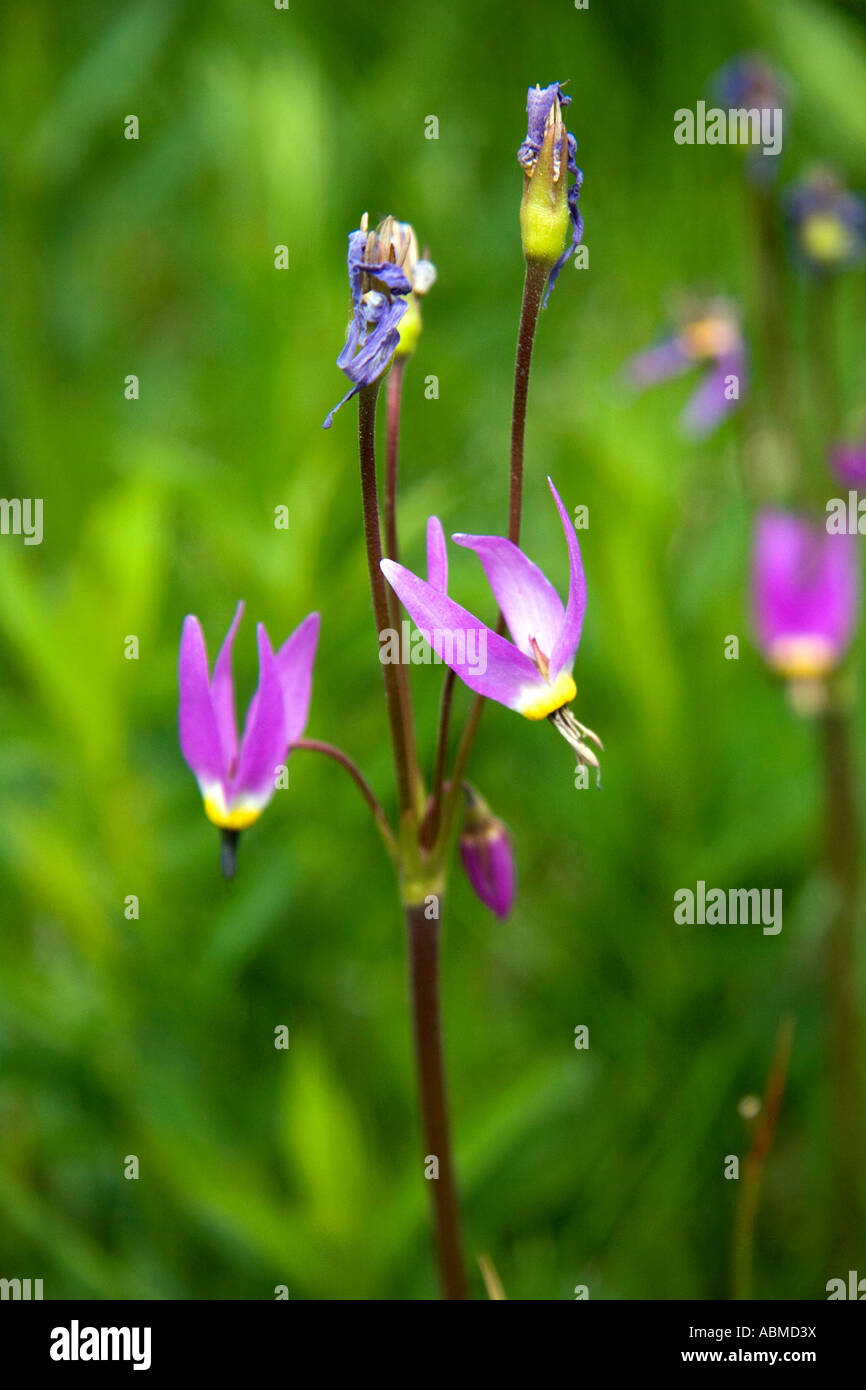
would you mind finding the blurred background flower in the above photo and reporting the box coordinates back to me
[786,167,866,273]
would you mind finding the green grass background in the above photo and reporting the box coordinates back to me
[1,0,865,1299]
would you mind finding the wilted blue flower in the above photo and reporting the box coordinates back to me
[786,169,866,274]
[625,299,746,438]
[518,82,583,301]
[323,213,414,428]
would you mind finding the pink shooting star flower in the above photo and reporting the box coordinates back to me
[381,478,602,780]
[751,510,859,681]
[178,601,319,874]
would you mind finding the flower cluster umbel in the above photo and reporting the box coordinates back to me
[178,81,595,921]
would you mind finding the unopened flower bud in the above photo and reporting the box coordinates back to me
[459,788,515,920]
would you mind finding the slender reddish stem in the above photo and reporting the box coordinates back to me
[405,899,468,1299]
[381,361,422,811]
[508,260,548,546]
[358,384,413,815]
[385,358,406,564]
[731,1016,795,1299]
[437,264,548,850]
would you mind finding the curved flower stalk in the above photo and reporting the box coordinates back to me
[518,81,584,302]
[786,168,866,276]
[178,602,319,871]
[381,477,602,781]
[626,299,746,438]
[751,510,859,681]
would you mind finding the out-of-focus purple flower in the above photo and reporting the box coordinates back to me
[459,787,515,920]
[179,602,320,833]
[751,510,859,679]
[708,55,790,184]
[381,478,602,778]
[518,81,583,302]
[626,299,746,438]
[712,53,789,115]
[831,444,866,489]
[323,213,414,428]
[786,169,866,274]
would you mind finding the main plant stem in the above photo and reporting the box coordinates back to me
[821,705,862,1264]
[404,899,468,1299]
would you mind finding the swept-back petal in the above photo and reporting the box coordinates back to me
[178,616,226,792]
[275,612,320,746]
[210,600,245,771]
[547,477,587,677]
[626,337,691,387]
[381,559,552,713]
[451,532,564,664]
[230,624,286,812]
[426,516,448,593]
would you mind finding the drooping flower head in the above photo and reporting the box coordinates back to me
[831,443,866,490]
[625,297,746,438]
[323,213,417,428]
[786,168,866,275]
[459,786,515,920]
[178,602,319,866]
[518,82,584,302]
[381,478,602,779]
[751,510,859,680]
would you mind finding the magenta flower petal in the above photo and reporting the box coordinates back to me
[210,600,245,771]
[275,612,320,746]
[380,558,550,712]
[426,516,448,593]
[178,616,225,799]
[547,477,587,678]
[229,624,287,813]
[460,818,515,919]
[752,509,860,677]
[451,533,564,663]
